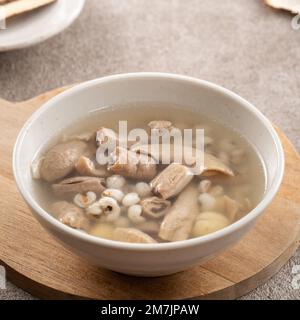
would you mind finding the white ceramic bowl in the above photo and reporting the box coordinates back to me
[13,73,284,277]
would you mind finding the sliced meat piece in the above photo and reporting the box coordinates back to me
[108,147,157,180]
[150,163,193,199]
[51,201,88,230]
[132,144,234,177]
[202,153,234,177]
[52,176,105,197]
[40,140,87,182]
[75,156,110,177]
[2,0,56,20]
[141,196,171,218]
[113,228,157,244]
[159,185,199,241]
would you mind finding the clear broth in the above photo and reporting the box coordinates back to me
[32,104,266,243]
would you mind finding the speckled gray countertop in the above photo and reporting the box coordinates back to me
[0,0,299,300]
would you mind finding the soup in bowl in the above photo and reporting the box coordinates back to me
[13,73,284,276]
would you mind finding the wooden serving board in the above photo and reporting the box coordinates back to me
[0,87,300,300]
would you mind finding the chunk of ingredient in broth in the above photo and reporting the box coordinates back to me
[75,156,110,177]
[150,163,193,199]
[51,201,88,230]
[52,176,105,197]
[108,147,157,180]
[141,197,171,219]
[159,185,199,241]
[40,141,87,182]
[113,228,157,244]
[192,212,230,237]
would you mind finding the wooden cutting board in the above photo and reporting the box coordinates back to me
[0,87,299,300]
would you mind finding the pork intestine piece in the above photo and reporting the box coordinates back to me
[159,185,199,241]
[131,144,234,177]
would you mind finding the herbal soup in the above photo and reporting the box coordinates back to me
[31,105,266,244]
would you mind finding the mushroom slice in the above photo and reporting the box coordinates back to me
[108,147,157,180]
[40,140,87,182]
[52,176,106,197]
[141,196,171,218]
[51,201,88,230]
[75,156,110,177]
[159,185,199,241]
[150,163,193,199]
[132,144,234,177]
[113,227,157,244]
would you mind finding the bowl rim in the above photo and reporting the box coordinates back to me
[13,72,285,251]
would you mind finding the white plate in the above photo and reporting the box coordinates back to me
[0,0,85,51]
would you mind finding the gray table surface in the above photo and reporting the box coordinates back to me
[0,0,299,300]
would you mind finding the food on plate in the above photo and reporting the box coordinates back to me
[0,0,56,20]
[265,0,300,14]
